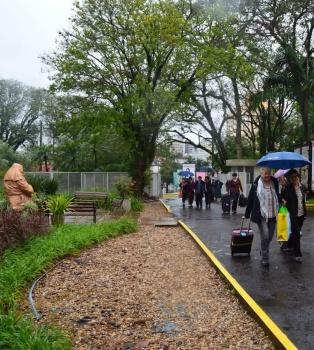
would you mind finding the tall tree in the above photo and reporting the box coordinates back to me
[170,13,255,166]
[243,85,295,155]
[44,0,200,194]
[0,79,46,150]
[241,0,314,141]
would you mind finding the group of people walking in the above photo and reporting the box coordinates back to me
[179,167,306,266]
[179,176,223,209]
[245,167,306,266]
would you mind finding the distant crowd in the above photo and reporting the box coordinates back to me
[179,173,243,213]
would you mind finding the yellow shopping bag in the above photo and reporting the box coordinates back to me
[276,206,291,241]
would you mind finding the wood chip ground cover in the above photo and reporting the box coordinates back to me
[34,202,274,349]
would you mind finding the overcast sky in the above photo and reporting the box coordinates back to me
[0,0,74,88]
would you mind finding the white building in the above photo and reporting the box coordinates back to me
[171,140,209,161]
[171,141,185,156]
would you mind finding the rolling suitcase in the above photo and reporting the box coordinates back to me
[221,193,231,213]
[231,216,254,256]
[238,193,248,207]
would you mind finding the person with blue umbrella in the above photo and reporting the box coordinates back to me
[256,151,311,169]
[245,167,280,267]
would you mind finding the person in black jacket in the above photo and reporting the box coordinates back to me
[194,176,205,209]
[213,178,223,201]
[281,169,306,263]
[204,176,213,209]
[245,167,280,267]
[179,178,189,208]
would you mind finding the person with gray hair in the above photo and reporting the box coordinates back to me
[245,167,280,267]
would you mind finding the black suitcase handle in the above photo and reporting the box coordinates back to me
[240,216,251,232]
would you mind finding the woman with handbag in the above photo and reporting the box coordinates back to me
[245,167,280,267]
[281,169,306,263]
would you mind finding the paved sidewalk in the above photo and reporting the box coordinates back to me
[165,197,314,350]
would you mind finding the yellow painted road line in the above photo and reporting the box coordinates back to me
[162,193,179,199]
[179,220,298,350]
[159,199,172,214]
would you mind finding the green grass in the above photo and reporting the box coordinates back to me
[0,311,71,350]
[131,197,144,212]
[0,218,137,349]
[306,198,314,204]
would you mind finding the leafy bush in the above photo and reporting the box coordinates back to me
[43,179,59,195]
[32,193,48,211]
[114,178,133,199]
[26,175,46,193]
[131,197,144,212]
[47,195,72,215]
[0,210,50,253]
[0,197,9,211]
[22,201,39,215]
[104,191,120,210]
[26,175,59,195]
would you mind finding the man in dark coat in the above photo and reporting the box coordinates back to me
[213,178,223,201]
[226,173,243,214]
[204,176,213,209]
[245,167,280,267]
[187,176,195,208]
[194,176,205,209]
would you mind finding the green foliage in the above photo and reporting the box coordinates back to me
[32,193,48,211]
[0,312,71,350]
[46,195,72,215]
[156,143,181,184]
[130,197,144,212]
[50,103,131,172]
[21,201,39,215]
[44,0,203,193]
[26,175,46,193]
[114,178,133,199]
[0,80,48,151]
[104,191,120,211]
[0,218,137,310]
[0,142,20,171]
[26,175,59,195]
[0,191,9,211]
[0,217,137,348]
[43,179,59,195]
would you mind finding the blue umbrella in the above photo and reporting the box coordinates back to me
[256,151,311,169]
[178,170,194,177]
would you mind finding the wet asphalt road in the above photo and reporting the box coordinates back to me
[165,197,314,350]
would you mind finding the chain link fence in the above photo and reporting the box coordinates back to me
[25,172,129,194]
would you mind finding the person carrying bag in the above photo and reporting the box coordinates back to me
[276,206,291,242]
[280,169,306,263]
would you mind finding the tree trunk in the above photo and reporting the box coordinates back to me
[267,101,274,151]
[258,107,267,156]
[44,154,49,172]
[299,93,310,141]
[231,77,243,159]
[130,138,156,197]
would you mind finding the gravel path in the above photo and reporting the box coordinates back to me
[34,202,274,349]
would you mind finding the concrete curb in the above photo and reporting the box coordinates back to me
[178,220,297,350]
[159,199,172,214]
